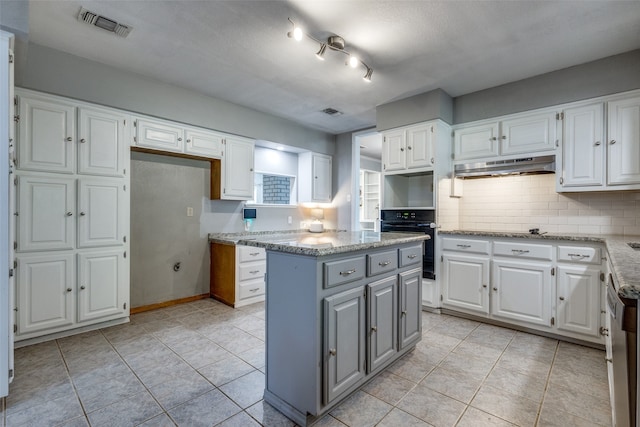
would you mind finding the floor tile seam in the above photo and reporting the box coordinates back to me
[360,377,420,406]
[533,339,560,426]
[454,405,514,427]
[50,338,89,424]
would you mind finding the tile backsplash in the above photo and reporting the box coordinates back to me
[456,174,640,235]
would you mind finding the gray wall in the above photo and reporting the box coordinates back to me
[130,152,210,308]
[334,132,354,231]
[454,49,640,124]
[16,43,336,155]
[376,88,454,131]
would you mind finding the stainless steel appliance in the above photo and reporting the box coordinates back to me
[606,274,637,427]
[454,154,555,178]
[380,209,436,279]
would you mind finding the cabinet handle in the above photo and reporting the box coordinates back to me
[568,253,588,258]
[594,141,601,146]
[249,270,260,274]
[80,212,86,216]
[407,146,412,150]
[456,244,471,248]
[378,261,391,266]
[339,269,356,276]
[329,348,337,356]
[66,212,73,216]
[610,139,616,145]
[250,252,260,256]
[493,287,498,291]
[66,137,72,142]
[79,138,86,143]
[80,285,86,290]
[66,288,72,292]
[490,137,497,141]
[511,249,529,254]
[559,296,565,301]
[371,326,377,332]
[249,288,260,292]
[407,254,418,259]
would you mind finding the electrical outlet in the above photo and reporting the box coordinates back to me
[187,207,194,217]
[300,221,309,229]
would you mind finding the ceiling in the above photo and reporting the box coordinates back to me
[21,1,640,135]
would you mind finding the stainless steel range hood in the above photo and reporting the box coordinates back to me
[454,155,555,178]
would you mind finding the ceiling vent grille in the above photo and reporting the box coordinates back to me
[321,108,343,116]
[77,7,132,38]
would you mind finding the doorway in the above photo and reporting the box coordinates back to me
[351,130,382,231]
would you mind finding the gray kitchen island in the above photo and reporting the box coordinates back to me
[238,231,430,426]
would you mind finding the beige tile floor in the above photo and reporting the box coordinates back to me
[3,298,612,426]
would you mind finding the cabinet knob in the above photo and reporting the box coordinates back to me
[80,138,86,144]
[177,137,183,141]
[407,146,412,150]
[66,212,73,216]
[482,284,487,288]
[66,137,72,142]
[559,296,565,301]
[329,348,337,356]
[610,139,616,145]
[80,285,86,290]
[501,135,507,140]
[400,148,404,152]
[490,137,497,141]
[66,288,72,292]
[493,287,498,291]
[186,139,191,143]
[371,326,377,332]
[80,212,86,216]
[594,141,601,146]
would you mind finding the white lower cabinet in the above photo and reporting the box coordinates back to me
[441,236,604,344]
[77,250,127,322]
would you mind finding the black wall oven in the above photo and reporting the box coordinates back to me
[380,209,436,279]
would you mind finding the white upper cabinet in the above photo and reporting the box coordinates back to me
[382,123,436,173]
[134,118,184,153]
[77,178,125,248]
[299,152,332,203]
[221,136,254,200]
[453,111,556,161]
[18,94,76,173]
[607,95,640,186]
[78,106,126,177]
[559,103,605,188]
[17,175,75,252]
[184,127,223,158]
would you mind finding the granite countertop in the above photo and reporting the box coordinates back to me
[209,230,430,257]
[440,229,640,300]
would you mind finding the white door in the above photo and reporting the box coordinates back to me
[608,96,640,185]
[556,265,601,337]
[185,127,223,157]
[135,118,184,153]
[77,178,125,248]
[500,112,556,156]
[312,153,332,202]
[442,253,490,315]
[491,259,552,327]
[77,250,126,322]
[406,124,434,169]
[222,136,254,199]
[382,129,405,171]
[561,103,605,187]
[18,94,75,173]
[17,175,75,252]
[16,253,75,335]
[78,106,126,177]
[453,123,499,160]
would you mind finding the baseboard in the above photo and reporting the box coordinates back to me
[130,294,210,314]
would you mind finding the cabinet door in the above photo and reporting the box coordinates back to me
[77,178,125,248]
[491,259,552,327]
[442,253,490,315]
[78,107,126,177]
[324,287,365,404]
[500,112,556,156]
[16,253,74,335]
[312,153,332,202]
[608,96,640,185]
[561,103,605,187]
[222,136,254,199]
[367,276,397,372]
[18,94,75,173]
[185,127,223,158]
[135,118,184,153]
[399,268,422,349]
[17,175,75,252]
[556,265,601,337]
[453,123,499,160]
[77,250,127,322]
[406,124,434,169]
[382,129,406,171]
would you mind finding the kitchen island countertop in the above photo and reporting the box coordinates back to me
[439,230,640,300]
[209,230,430,257]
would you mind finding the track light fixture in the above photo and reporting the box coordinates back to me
[287,18,373,82]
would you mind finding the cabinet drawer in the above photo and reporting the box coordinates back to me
[558,246,601,264]
[238,279,265,300]
[442,238,490,254]
[324,257,366,288]
[239,262,266,282]
[368,250,398,277]
[493,241,553,260]
[399,245,422,267]
[238,246,266,262]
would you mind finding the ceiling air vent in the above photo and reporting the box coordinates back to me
[77,7,132,38]
[322,108,343,116]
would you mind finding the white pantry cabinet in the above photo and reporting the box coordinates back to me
[77,250,127,322]
[298,152,332,203]
[78,106,127,177]
[77,178,126,248]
